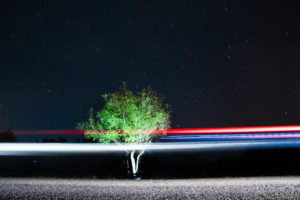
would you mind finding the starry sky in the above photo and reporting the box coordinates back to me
[1,0,300,130]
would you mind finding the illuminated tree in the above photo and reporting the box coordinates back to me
[77,83,171,176]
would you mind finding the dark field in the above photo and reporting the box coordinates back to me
[1,148,300,178]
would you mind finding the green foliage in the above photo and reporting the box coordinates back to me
[77,83,171,144]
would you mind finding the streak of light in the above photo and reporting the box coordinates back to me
[158,125,300,134]
[161,132,300,140]
[13,125,300,135]
[1,140,300,156]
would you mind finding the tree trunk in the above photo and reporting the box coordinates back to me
[129,150,145,177]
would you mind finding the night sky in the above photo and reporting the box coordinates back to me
[1,0,300,131]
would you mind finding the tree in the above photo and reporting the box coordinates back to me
[77,83,171,177]
[0,105,16,142]
[0,130,16,142]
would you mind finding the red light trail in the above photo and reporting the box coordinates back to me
[155,125,300,134]
[13,125,300,135]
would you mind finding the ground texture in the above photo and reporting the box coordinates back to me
[0,177,300,199]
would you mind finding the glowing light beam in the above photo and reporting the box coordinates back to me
[1,140,300,156]
[13,125,300,135]
[161,132,300,140]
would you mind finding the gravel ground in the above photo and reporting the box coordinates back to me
[0,177,300,199]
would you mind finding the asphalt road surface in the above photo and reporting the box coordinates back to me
[0,177,300,199]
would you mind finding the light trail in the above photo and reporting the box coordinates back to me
[14,130,85,135]
[6,126,300,155]
[13,125,300,135]
[1,140,300,156]
[158,125,300,134]
[161,132,300,141]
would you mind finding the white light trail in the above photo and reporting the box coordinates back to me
[1,140,300,156]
